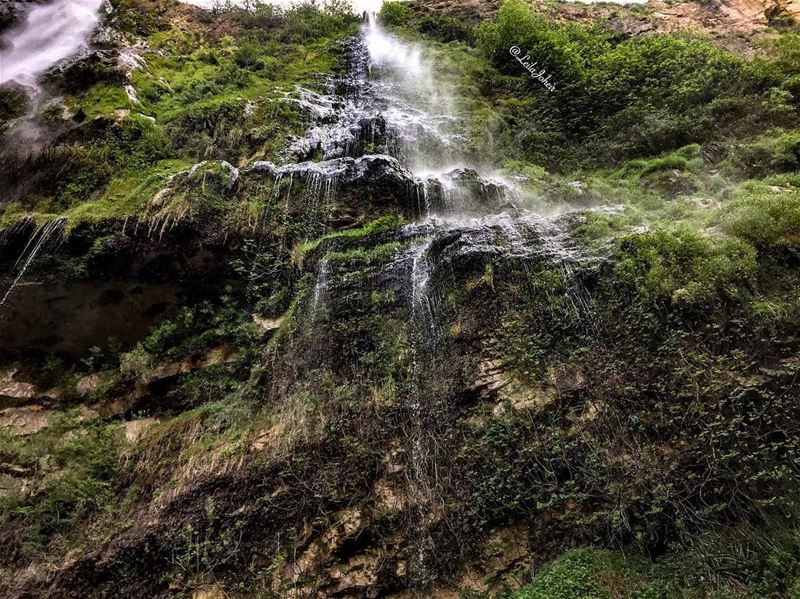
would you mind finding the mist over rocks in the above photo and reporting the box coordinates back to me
[0,0,105,88]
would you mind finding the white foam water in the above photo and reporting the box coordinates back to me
[0,0,105,87]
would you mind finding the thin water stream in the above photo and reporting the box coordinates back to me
[0,217,67,310]
[0,2,592,579]
[280,9,594,581]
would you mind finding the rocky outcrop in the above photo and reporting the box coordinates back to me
[421,168,509,215]
[96,345,235,418]
[559,0,800,53]
[245,154,425,216]
[419,0,799,53]
[0,367,58,409]
[0,405,51,436]
[0,81,29,126]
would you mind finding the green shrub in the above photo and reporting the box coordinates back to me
[513,549,643,599]
[120,345,153,380]
[0,417,123,558]
[768,32,800,78]
[586,34,742,114]
[133,297,254,364]
[613,227,757,308]
[378,1,411,27]
[722,130,800,179]
[477,0,607,84]
[723,189,800,250]
[279,1,358,44]
[418,14,473,43]
[230,1,281,30]
[233,40,267,71]
[472,0,780,167]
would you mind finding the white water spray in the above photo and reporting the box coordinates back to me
[0,217,68,311]
[0,0,104,88]
[310,258,331,317]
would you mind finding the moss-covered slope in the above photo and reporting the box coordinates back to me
[0,1,799,598]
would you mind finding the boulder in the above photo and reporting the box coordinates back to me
[75,370,117,398]
[0,405,51,435]
[0,81,30,124]
[124,418,157,443]
[252,314,283,334]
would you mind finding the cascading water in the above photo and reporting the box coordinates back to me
[0,0,105,147]
[0,217,67,312]
[280,10,593,582]
[0,0,104,88]
[353,12,592,327]
[310,258,331,317]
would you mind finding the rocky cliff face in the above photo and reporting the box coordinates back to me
[0,0,798,597]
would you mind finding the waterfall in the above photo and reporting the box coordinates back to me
[310,258,331,318]
[408,233,438,401]
[0,0,104,88]
[348,13,597,582]
[0,217,67,312]
[410,238,436,351]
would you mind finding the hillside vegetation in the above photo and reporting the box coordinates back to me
[0,0,798,597]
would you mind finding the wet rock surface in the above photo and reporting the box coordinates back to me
[0,4,797,599]
[0,13,604,598]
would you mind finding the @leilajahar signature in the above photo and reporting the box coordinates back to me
[510,46,556,92]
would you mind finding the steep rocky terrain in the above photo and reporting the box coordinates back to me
[0,0,799,597]
[418,0,800,53]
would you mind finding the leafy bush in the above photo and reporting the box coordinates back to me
[766,32,800,78]
[722,130,800,179]
[109,0,171,35]
[417,14,473,43]
[378,1,411,27]
[0,417,123,560]
[514,523,800,598]
[613,227,757,308]
[279,0,358,44]
[229,0,281,30]
[723,189,800,251]
[120,345,153,380]
[477,0,608,84]
[472,0,787,167]
[586,34,741,113]
[125,297,255,371]
[513,549,642,599]
[233,40,267,71]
